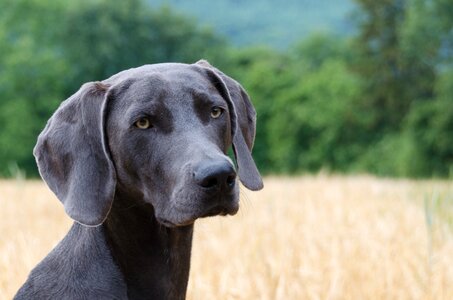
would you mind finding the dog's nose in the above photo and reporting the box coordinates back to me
[193,161,236,191]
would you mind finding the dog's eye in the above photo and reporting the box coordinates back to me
[211,107,224,119]
[135,117,151,129]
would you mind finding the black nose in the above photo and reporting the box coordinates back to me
[193,161,236,191]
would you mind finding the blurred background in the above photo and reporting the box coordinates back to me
[1,0,452,179]
[2,1,453,299]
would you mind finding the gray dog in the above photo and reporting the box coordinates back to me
[15,60,263,299]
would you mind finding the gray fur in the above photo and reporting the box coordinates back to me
[15,61,262,300]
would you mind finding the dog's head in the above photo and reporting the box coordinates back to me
[34,61,263,227]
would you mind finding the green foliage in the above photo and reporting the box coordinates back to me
[0,0,69,176]
[349,0,453,178]
[57,1,226,86]
[227,36,367,174]
[0,0,452,178]
[0,0,225,176]
[405,70,453,177]
[227,47,298,173]
[267,59,363,173]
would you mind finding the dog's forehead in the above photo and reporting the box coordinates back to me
[111,64,222,106]
[105,63,207,88]
[107,63,226,130]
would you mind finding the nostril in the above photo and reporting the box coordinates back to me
[226,174,236,187]
[200,176,219,189]
[194,161,236,190]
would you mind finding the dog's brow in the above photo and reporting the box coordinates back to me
[128,103,159,118]
[192,93,214,125]
[192,92,213,103]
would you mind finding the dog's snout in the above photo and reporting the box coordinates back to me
[193,161,236,191]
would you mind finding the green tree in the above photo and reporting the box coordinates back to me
[225,46,294,173]
[229,36,364,174]
[0,0,69,176]
[404,69,453,177]
[0,0,227,176]
[351,0,453,177]
[267,59,363,173]
[57,1,226,88]
[352,0,415,132]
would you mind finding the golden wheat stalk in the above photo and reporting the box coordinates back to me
[1,176,452,300]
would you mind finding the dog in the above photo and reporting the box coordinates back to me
[15,60,263,299]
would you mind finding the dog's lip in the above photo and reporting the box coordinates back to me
[200,206,226,218]
[156,217,194,228]
[157,201,239,228]
[200,203,239,218]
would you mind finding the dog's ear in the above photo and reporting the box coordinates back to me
[195,60,263,191]
[34,82,116,226]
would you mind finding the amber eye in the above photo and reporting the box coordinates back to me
[135,117,151,129]
[211,106,224,119]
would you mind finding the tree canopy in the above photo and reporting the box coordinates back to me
[0,0,452,178]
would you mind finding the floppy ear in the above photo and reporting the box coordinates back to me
[195,60,263,191]
[33,82,116,226]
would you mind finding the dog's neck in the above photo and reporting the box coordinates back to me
[103,193,193,300]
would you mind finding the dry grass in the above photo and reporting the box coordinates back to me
[1,176,452,299]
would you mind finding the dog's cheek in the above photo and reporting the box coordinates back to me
[139,165,175,214]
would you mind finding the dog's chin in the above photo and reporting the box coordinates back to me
[157,201,239,228]
[156,217,194,228]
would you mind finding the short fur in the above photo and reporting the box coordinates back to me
[15,61,263,300]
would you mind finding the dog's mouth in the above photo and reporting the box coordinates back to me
[157,217,194,228]
[157,201,239,228]
[200,203,238,218]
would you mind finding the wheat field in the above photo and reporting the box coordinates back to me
[1,176,452,299]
